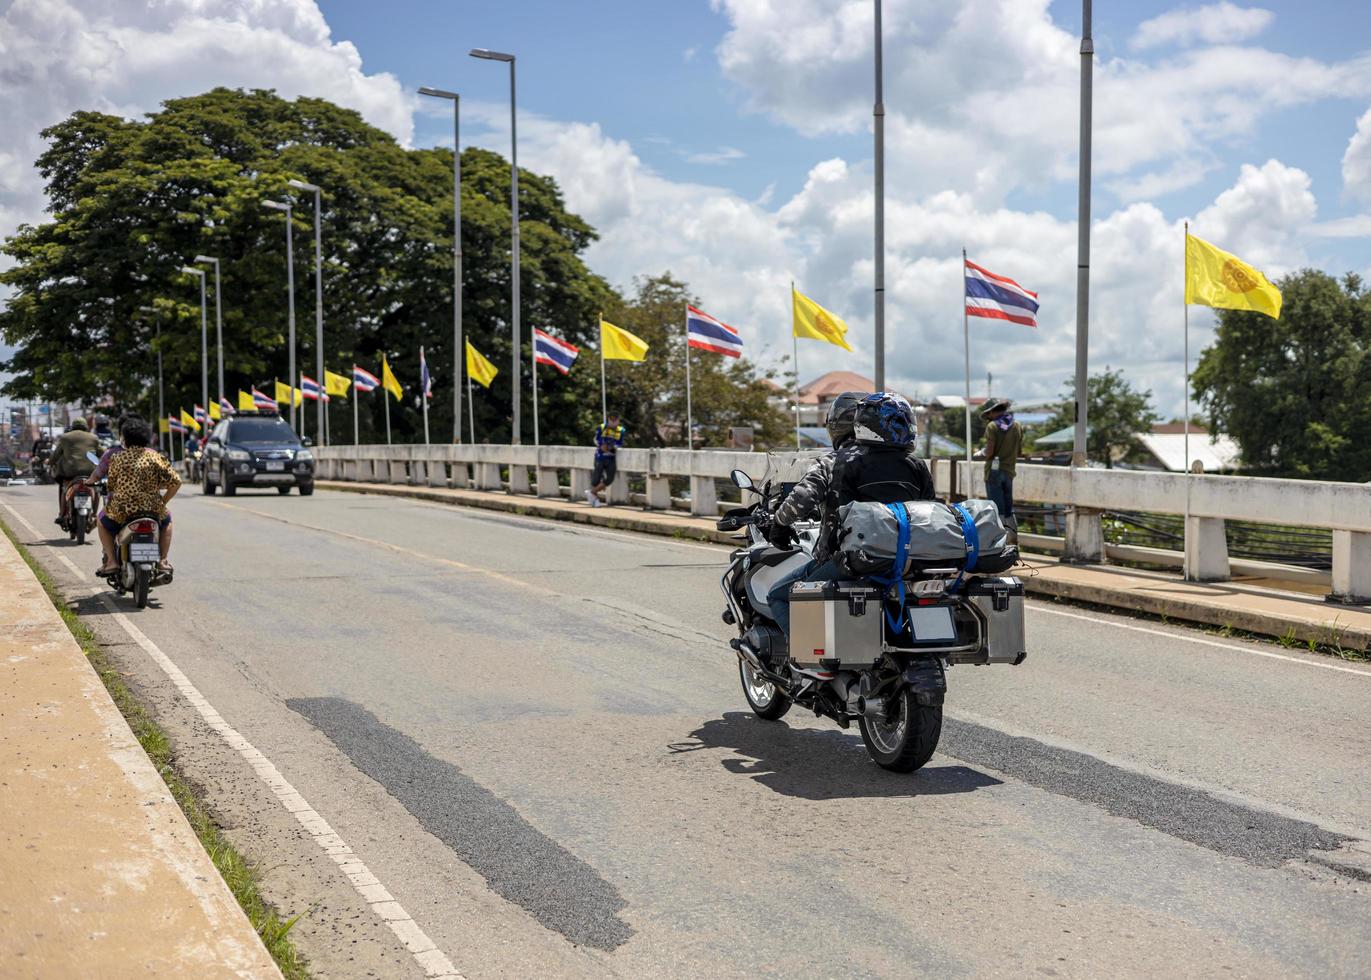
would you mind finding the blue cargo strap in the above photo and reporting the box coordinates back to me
[871,502,911,636]
[948,502,978,594]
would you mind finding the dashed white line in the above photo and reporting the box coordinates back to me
[1,500,466,980]
[1030,603,1371,678]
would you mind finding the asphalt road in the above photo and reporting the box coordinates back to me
[5,482,1371,978]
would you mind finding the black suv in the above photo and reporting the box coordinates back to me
[202,412,314,496]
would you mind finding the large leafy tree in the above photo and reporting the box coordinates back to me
[1192,269,1371,479]
[1044,367,1159,467]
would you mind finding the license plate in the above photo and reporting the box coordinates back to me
[75,499,91,512]
[129,543,159,563]
[908,605,957,641]
[265,461,285,471]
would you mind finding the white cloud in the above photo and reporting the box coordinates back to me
[1341,107,1371,204]
[1131,3,1275,51]
[685,146,746,165]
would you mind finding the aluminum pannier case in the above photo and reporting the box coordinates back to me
[962,576,1027,665]
[788,580,883,668]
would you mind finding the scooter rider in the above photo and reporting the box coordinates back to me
[768,392,935,638]
[49,416,100,526]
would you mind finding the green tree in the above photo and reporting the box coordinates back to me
[1044,367,1159,467]
[1192,269,1371,479]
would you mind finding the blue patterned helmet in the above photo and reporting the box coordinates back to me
[852,392,915,447]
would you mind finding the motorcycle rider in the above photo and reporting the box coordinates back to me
[768,392,936,637]
[98,417,180,576]
[763,392,866,635]
[49,417,99,526]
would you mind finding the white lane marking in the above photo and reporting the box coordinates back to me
[1030,603,1371,678]
[1,501,467,980]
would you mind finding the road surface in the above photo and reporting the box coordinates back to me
[4,482,1370,978]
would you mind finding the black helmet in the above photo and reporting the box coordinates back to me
[853,392,916,448]
[825,391,868,447]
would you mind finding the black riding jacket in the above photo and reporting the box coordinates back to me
[815,444,936,561]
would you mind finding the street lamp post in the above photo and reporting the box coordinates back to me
[419,86,463,444]
[138,305,165,453]
[873,0,886,391]
[288,180,325,444]
[1072,0,1094,469]
[470,47,521,445]
[192,256,224,411]
[180,266,209,430]
[261,200,297,429]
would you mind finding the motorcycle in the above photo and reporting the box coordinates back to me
[65,478,99,545]
[717,463,1027,772]
[83,451,171,608]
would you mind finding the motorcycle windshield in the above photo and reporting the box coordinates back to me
[760,449,828,493]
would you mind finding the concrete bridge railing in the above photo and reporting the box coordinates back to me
[314,444,1371,605]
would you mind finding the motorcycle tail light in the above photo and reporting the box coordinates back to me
[128,519,158,534]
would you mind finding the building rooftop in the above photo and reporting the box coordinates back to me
[797,371,876,405]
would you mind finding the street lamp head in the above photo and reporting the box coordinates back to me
[418,86,459,100]
[193,254,217,264]
[469,48,514,62]
[287,179,320,192]
[180,266,203,276]
[261,200,291,213]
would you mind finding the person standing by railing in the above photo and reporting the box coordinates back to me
[982,399,1023,530]
[586,414,625,508]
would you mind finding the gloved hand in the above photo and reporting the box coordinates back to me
[766,520,795,549]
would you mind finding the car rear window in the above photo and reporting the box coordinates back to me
[229,418,298,444]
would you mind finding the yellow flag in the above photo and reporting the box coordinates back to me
[179,408,201,432]
[325,369,352,398]
[158,417,170,434]
[793,286,854,351]
[238,390,255,412]
[466,341,499,388]
[274,380,302,407]
[600,317,649,361]
[1185,233,1282,319]
[381,356,403,401]
[209,401,221,421]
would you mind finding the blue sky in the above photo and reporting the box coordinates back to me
[4,0,1371,414]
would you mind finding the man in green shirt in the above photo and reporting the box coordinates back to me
[981,399,1023,524]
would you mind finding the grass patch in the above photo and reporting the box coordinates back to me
[0,517,310,979]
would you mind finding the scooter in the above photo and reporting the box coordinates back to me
[83,451,171,608]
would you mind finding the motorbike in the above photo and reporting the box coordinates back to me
[717,463,1027,773]
[63,477,99,545]
[83,451,171,608]
[31,455,52,485]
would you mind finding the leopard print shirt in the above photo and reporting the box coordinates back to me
[105,447,181,522]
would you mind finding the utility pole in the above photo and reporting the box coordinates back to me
[1072,0,1094,467]
[872,0,886,390]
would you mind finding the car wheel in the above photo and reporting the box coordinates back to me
[221,466,237,497]
[298,483,314,497]
[277,486,291,495]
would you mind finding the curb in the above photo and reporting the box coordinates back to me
[317,480,1370,653]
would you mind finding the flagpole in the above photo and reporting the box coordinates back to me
[684,303,694,450]
[467,371,475,444]
[963,248,972,466]
[532,343,541,447]
[421,347,431,445]
[1183,220,1191,580]
[791,282,800,450]
[353,369,359,446]
[384,383,392,446]
[599,313,607,423]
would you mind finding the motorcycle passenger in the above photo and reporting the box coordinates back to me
[97,418,180,576]
[769,392,936,638]
[92,413,115,447]
[49,417,100,526]
[764,392,867,635]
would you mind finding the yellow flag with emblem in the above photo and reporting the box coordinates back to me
[158,417,170,434]
[466,341,499,388]
[600,317,649,361]
[209,401,221,421]
[381,356,403,401]
[325,369,352,398]
[238,389,255,412]
[179,408,200,432]
[1185,233,1282,319]
[792,285,854,351]
[274,380,302,407]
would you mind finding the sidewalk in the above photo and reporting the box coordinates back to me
[0,529,281,976]
[319,480,1371,652]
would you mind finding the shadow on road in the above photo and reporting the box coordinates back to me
[673,712,1002,800]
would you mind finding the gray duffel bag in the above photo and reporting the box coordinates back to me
[834,498,1017,577]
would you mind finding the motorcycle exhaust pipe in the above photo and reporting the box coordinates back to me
[856,695,887,721]
[730,637,765,672]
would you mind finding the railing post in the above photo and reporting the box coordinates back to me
[608,468,630,504]
[1062,507,1104,564]
[689,474,717,517]
[1184,516,1230,582]
[1329,530,1371,605]
[570,467,592,500]
[507,463,531,495]
[536,466,560,498]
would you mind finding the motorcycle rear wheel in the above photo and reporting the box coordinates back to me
[74,515,85,546]
[134,566,150,609]
[859,687,941,772]
[739,659,790,720]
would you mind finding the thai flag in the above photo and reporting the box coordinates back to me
[420,347,432,399]
[218,396,235,416]
[964,259,1039,328]
[353,365,380,393]
[169,415,187,434]
[193,404,208,424]
[300,374,327,402]
[533,328,580,375]
[686,305,744,357]
[251,387,275,410]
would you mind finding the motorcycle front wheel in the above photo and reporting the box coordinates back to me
[739,658,790,720]
[859,687,941,772]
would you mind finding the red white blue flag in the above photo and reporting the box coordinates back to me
[419,347,432,399]
[686,305,744,357]
[353,365,380,393]
[300,374,328,402]
[169,415,187,434]
[193,404,208,424]
[218,396,235,416]
[533,328,580,375]
[964,259,1038,328]
[251,387,275,410]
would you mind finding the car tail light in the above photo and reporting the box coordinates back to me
[128,519,158,534]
